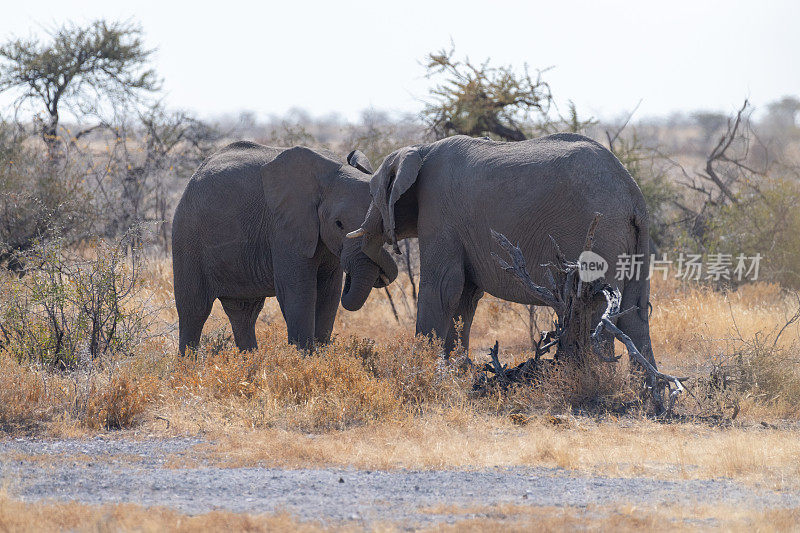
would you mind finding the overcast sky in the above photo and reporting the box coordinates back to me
[1,0,797,122]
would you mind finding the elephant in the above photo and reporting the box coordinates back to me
[348,133,656,367]
[172,141,398,354]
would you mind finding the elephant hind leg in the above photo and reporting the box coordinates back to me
[177,297,213,356]
[444,280,483,355]
[616,279,656,368]
[174,254,213,356]
[220,297,266,352]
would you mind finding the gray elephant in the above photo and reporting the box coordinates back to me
[348,133,656,366]
[172,141,398,354]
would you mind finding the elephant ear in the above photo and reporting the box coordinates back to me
[346,150,373,174]
[261,146,341,258]
[369,147,423,251]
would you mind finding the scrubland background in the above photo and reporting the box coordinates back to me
[1,22,800,485]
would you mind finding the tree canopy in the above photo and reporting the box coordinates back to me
[0,19,159,146]
[422,45,552,141]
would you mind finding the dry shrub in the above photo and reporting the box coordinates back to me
[169,334,264,401]
[165,328,471,431]
[646,275,800,418]
[85,374,158,430]
[0,350,157,432]
[260,347,398,430]
[540,355,640,413]
[484,352,642,417]
[346,334,470,408]
[0,353,49,430]
[169,326,398,430]
[0,232,162,370]
[697,331,800,418]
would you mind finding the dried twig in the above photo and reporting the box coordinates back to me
[605,99,642,149]
[487,341,509,384]
[773,291,800,348]
[383,287,400,323]
[583,212,602,252]
[491,229,563,314]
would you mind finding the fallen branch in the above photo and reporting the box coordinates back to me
[592,287,687,414]
[482,217,690,415]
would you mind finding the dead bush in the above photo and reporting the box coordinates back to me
[85,373,157,430]
[701,333,800,417]
[0,230,159,369]
[0,350,158,431]
[346,334,470,409]
[168,326,399,431]
[0,122,92,269]
[166,329,471,431]
[524,356,640,415]
[0,353,49,431]
[477,349,642,417]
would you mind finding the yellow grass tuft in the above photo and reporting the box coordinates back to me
[2,258,800,484]
[0,489,324,532]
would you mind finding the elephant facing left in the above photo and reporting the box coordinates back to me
[172,141,398,354]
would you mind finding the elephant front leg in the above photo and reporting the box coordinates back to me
[314,262,343,344]
[274,259,318,349]
[443,280,483,354]
[416,257,466,352]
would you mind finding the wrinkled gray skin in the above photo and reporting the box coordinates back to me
[352,133,655,366]
[172,141,398,354]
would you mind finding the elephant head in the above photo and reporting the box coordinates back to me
[346,146,423,255]
[260,146,398,312]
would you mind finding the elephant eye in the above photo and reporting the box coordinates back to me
[335,220,343,229]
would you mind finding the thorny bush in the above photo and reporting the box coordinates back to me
[0,229,158,369]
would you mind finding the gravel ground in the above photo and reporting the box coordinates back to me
[2,437,799,528]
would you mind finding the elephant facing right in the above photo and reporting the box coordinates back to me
[349,133,657,369]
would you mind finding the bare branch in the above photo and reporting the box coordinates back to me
[491,229,563,313]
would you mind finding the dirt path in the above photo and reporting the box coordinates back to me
[2,437,798,528]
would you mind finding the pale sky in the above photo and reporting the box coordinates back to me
[0,0,797,122]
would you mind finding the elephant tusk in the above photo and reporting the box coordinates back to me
[346,228,366,239]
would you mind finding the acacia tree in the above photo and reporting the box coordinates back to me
[0,19,158,154]
[422,45,552,141]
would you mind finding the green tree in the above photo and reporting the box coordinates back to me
[422,45,552,141]
[0,19,159,153]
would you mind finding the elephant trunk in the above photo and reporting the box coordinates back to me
[341,257,380,311]
[340,236,398,311]
[363,238,398,288]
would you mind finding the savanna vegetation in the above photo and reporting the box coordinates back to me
[1,19,800,497]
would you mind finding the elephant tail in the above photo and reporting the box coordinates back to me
[621,207,650,323]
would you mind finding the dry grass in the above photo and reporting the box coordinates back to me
[2,259,800,484]
[422,502,800,532]
[1,491,797,532]
[0,490,325,532]
[160,414,800,488]
[0,350,158,433]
